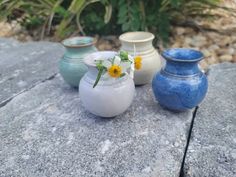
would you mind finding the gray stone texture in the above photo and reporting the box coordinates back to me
[184,63,236,177]
[0,73,193,177]
[0,38,64,104]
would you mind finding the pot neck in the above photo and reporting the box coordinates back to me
[64,45,96,59]
[121,40,154,54]
[87,65,98,79]
[65,45,95,53]
[164,60,201,76]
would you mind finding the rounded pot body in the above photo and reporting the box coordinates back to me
[152,48,208,111]
[79,51,135,117]
[59,36,97,87]
[119,31,161,85]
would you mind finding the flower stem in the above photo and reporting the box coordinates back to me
[93,67,104,88]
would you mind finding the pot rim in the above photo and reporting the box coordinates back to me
[61,36,96,48]
[83,51,117,67]
[162,48,204,62]
[119,31,155,43]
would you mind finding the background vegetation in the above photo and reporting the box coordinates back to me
[0,0,224,42]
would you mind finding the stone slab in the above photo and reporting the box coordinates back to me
[0,38,64,103]
[184,63,236,177]
[0,75,193,177]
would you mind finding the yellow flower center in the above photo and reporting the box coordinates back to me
[108,65,122,78]
[134,56,142,70]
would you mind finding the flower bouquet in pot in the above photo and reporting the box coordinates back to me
[79,51,142,118]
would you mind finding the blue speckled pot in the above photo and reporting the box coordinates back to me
[152,48,208,111]
[59,36,97,87]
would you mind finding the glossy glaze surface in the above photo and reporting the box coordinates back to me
[59,37,97,87]
[152,48,208,111]
[79,51,135,117]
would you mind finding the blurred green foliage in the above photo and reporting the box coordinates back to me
[0,0,222,41]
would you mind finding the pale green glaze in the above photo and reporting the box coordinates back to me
[59,37,97,87]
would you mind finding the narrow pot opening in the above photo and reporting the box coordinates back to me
[62,36,95,48]
[119,31,154,43]
[162,48,204,62]
[83,51,117,67]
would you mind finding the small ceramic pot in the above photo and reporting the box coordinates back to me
[79,51,135,117]
[152,48,208,111]
[59,36,97,87]
[119,31,161,85]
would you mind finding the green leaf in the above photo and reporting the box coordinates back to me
[157,12,170,43]
[170,0,179,7]
[120,73,126,78]
[117,16,127,24]
[54,6,68,17]
[93,67,104,88]
[104,4,112,23]
[122,22,130,31]
[131,18,140,30]
[118,4,127,17]
[120,51,129,61]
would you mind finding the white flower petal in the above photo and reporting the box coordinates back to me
[120,62,131,72]
[103,60,112,68]
[103,72,110,79]
[131,63,135,71]
[128,55,134,62]
[114,56,121,65]
[129,70,134,79]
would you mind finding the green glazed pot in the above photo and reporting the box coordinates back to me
[59,36,97,87]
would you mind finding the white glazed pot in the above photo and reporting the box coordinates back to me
[119,31,161,85]
[79,51,135,118]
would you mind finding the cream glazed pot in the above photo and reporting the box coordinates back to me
[79,51,135,118]
[119,31,161,85]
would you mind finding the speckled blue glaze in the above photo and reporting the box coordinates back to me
[152,48,208,111]
[59,37,97,87]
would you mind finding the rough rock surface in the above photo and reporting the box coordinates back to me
[184,63,236,177]
[0,38,64,104]
[0,73,193,177]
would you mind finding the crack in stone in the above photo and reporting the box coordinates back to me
[179,106,199,177]
[0,73,58,109]
[179,67,211,177]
